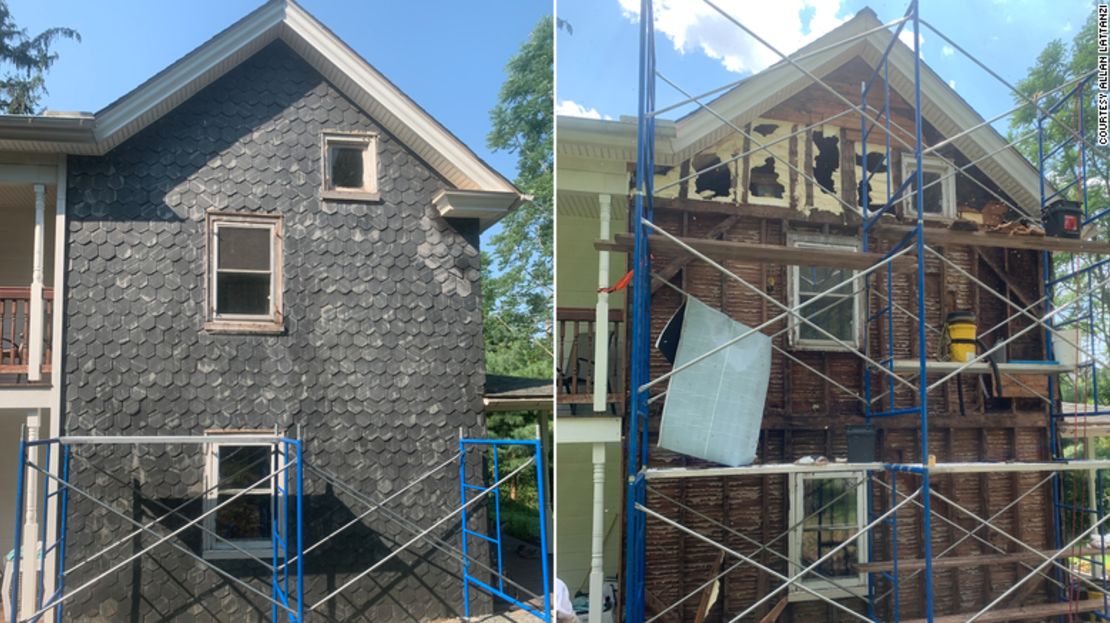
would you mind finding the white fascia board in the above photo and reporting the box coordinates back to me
[94,1,286,146]
[433,189,523,232]
[555,416,622,444]
[281,2,516,193]
[861,34,1044,216]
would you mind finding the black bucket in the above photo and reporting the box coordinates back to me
[1044,199,1082,238]
[846,425,876,463]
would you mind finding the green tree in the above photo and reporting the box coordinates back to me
[0,1,79,114]
[485,14,553,380]
[481,15,554,542]
[1010,10,1109,407]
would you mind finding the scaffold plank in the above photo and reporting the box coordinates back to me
[900,598,1106,623]
[857,546,1103,573]
[596,233,918,272]
[878,223,1110,254]
[890,359,1073,374]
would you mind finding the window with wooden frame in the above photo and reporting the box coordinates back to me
[205,213,283,333]
[787,471,869,600]
[202,438,281,560]
[788,234,862,351]
[322,131,379,201]
[901,154,956,220]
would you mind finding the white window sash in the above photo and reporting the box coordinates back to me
[202,440,280,558]
[789,238,862,350]
[787,471,869,599]
[210,219,278,322]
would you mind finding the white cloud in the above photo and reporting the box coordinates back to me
[556,100,612,120]
[898,29,924,55]
[616,0,849,74]
[941,44,954,57]
[947,79,957,90]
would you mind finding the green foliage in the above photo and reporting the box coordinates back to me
[1009,11,1110,408]
[484,15,554,379]
[481,15,554,543]
[0,1,78,114]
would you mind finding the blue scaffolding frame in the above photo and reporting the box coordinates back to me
[9,435,305,623]
[622,1,1110,621]
[459,437,552,623]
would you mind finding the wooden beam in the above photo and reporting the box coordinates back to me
[693,551,725,623]
[877,223,1110,254]
[597,232,917,273]
[756,596,789,623]
[652,214,741,293]
[974,247,1035,308]
[900,598,1107,623]
[856,546,1103,573]
[654,196,860,228]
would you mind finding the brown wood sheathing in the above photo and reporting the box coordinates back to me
[640,207,1054,622]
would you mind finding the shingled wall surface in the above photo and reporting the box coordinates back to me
[63,41,488,622]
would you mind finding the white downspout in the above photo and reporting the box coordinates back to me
[588,442,606,623]
[27,183,45,382]
[43,160,67,615]
[593,194,612,413]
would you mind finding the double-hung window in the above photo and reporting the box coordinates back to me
[789,235,861,350]
[206,213,283,332]
[788,471,869,599]
[202,440,280,559]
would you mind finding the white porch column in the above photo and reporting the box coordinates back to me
[19,409,41,620]
[27,183,45,382]
[593,193,612,413]
[588,442,606,623]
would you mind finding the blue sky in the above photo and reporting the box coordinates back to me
[7,0,550,245]
[557,0,1093,133]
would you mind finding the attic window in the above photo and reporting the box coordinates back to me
[902,155,955,219]
[323,132,379,201]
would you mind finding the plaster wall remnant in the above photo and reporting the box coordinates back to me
[855,145,889,210]
[809,126,841,214]
[742,119,791,208]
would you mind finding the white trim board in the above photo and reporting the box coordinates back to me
[0,0,518,202]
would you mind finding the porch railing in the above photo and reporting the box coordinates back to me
[0,287,53,385]
[556,307,624,411]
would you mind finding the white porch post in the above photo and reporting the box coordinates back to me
[593,193,612,413]
[19,409,41,620]
[588,442,606,623]
[27,183,45,382]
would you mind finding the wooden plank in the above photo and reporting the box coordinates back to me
[857,546,1104,573]
[597,232,917,273]
[651,214,741,294]
[757,596,789,623]
[975,247,1035,308]
[693,551,725,623]
[877,223,1110,254]
[900,598,1107,623]
[890,360,1072,374]
[653,197,860,227]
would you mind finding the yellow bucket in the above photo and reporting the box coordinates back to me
[945,311,977,363]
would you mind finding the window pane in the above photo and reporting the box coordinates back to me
[216,273,270,315]
[215,494,271,541]
[909,169,944,214]
[330,146,364,189]
[797,265,852,295]
[801,478,859,577]
[799,295,854,341]
[218,446,271,489]
[217,227,270,271]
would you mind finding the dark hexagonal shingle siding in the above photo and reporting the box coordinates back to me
[63,41,490,622]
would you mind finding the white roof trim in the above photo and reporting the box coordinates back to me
[86,0,515,195]
[433,189,523,232]
[666,9,1045,215]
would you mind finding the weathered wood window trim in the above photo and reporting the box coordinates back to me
[204,212,284,334]
[321,130,380,202]
[787,470,869,601]
[901,154,956,220]
[202,432,281,560]
[787,233,862,351]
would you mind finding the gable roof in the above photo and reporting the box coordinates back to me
[0,0,517,196]
[558,8,1047,216]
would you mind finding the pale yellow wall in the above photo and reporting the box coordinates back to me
[555,212,627,311]
[555,441,622,594]
[0,203,56,287]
